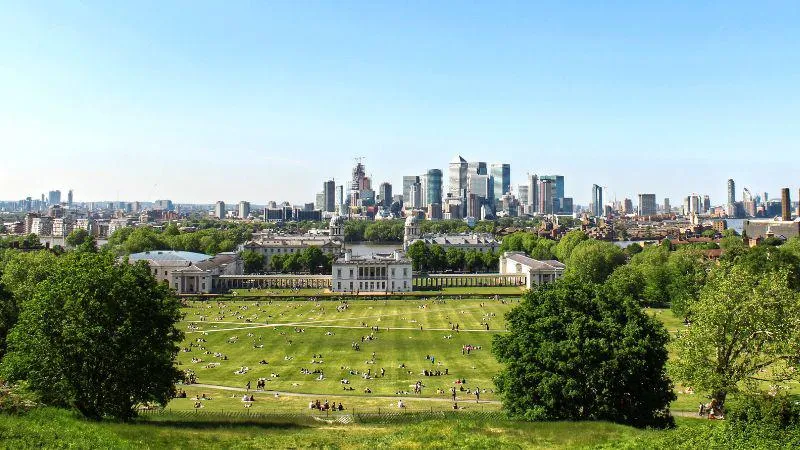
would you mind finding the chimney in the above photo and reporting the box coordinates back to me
[781,188,791,221]
[344,249,352,262]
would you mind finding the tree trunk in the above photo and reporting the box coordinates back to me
[711,390,727,413]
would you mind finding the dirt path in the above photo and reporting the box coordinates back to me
[187,383,501,405]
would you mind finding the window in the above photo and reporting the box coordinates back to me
[391,268,395,277]
[403,268,408,277]
[337,268,341,278]
[349,282,353,290]
[350,269,354,277]
[337,282,341,290]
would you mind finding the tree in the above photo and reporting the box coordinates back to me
[564,240,626,284]
[406,241,430,272]
[445,248,464,272]
[553,230,589,262]
[672,264,800,410]
[464,250,485,272]
[240,249,265,274]
[493,278,675,427]
[0,277,14,358]
[665,248,708,317]
[428,245,446,272]
[66,229,97,252]
[1,251,183,419]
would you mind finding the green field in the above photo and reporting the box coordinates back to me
[176,298,514,410]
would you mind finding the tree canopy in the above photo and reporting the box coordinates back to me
[493,277,675,427]
[672,263,800,409]
[1,251,184,420]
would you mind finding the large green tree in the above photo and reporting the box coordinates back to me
[672,264,800,410]
[240,249,265,274]
[553,230,589,262]
[1,252,184,420]
[564,240,626,284]
[493,278,675,427]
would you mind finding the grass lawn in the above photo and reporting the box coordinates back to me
[1,407,702,449]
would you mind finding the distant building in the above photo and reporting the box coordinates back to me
[527,174,539,213]
[423,169,443,207]
[499,252,565,290]
[379,182,392,208]
[214,201,225,219]
[403,215,499,252]
[727,179,736,216]
[128,250,243,294]
[638,194,657,217]
[490,163,511,204]
[323,179,336,212]
[623,198,634,214]
[591,185,603,217]
[244,216,345,267]
[782,188,792,221]
[331,250,412,293]
[743,219,800,240]
[48,190,61,206]
[238,201,250,219]
[449,155,468,198]
[539,180,553,214]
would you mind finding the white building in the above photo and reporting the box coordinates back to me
[499,251,565,289]
[30,216,53,236]
[331,249,412,293]
[128,250,243,294]
[402,215,500,252]
[243,215,345,268]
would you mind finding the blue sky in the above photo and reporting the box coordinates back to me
[1,1,799,206]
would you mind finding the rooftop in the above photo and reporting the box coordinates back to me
[129,250,210,263]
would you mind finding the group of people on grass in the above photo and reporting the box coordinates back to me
[309,399,344,411]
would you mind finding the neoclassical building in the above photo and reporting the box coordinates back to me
[498,251,565,289]
[331,249,413,293]
[128,250,243,294]
[243,215,346,268]
[402,215,500,253]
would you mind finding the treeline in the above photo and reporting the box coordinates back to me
[240,247,332,275]
[343,220,404,243]
[405,241,500,273]
[106,223,255,255]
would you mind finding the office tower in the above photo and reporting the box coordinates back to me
[518,185,529,206]
[403,176,420,208]
[781,188,791,221]
[689,195,701,214]
[490,163,511,203]
[591,184,603,217]
[350,161,366,207]
[468,161,487,175]
[623,198,633,214]
[468,174,492,199]
[540,175,564,200]
[449,155,468,198]
[214,201,225,219]
[239,201,250,219]
[336,185,344,213]
[703,195,710,213]
[67,189,73,207]
[379,182,392,208]
[763,192,769,204]
[48,190,61,206]
[727,179,736,215]
[423,169,443,207]
[466,193,483,218]
[638,194,657,217]
[528,174,539,212]
[559,198,574,214]
[664,198,671,213]
[323,179,336,212]
[409,184,422,209]
[539,180,553,214]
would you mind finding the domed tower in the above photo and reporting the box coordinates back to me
[403,215,420,250]
[329,215,344,240]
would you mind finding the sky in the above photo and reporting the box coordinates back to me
[1,1,799,206]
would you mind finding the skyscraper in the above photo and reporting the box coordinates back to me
[48,190,61,206]
[335,185,344,214]
[424,169,443,207]
[402,176,420,209]
[448,155,467,198]
[638,194,657,217]
[518,185,529,206]
[623,198,633,214]
[664,198,671,213]
[489,163,511,203]
[703,195,710,213]
[350,161,366,207]
[238,201,250,219]
[727,179,736,213]
[528,174,539,213]
[781,188,791,221]
[467,161,487,176]
[214,201,226,219]
[379,182,392,208]
[67,189,73,207]
[539,180,553,214]
[591,184,603,217]
[319,179,335,212]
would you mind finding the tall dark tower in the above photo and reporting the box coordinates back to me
[781,188,791,221]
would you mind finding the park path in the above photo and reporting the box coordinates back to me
[187,323,504,334]
[188,383,501,405]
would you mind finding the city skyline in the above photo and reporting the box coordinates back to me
[2,2,800,204]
